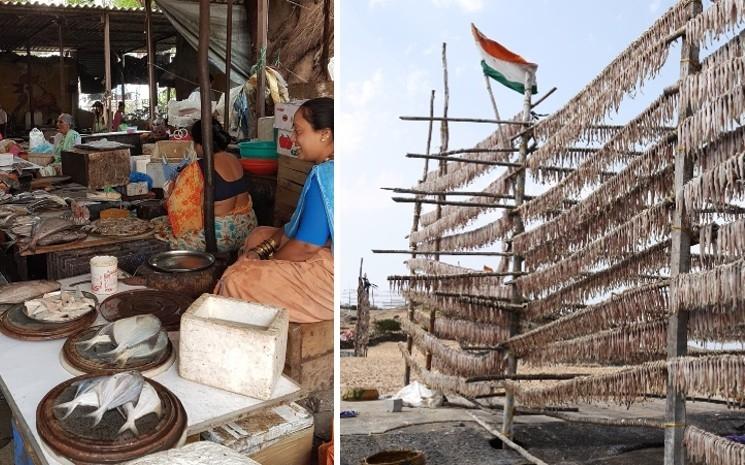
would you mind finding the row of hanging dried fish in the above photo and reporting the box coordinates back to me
[578,125,671,145]
[404,290,515,326]
[523,320,668,366]
[516,202,672,298]
[682,54,745,115]
[505,360,667,408]
[679,80,745,153]
[506,283,669,357]
[415,212,513,252]
[685,425,745,465]
[681,150,745,214]
[516,140,675,258]
[517,166,674,269]
[413,171,514,242]
[529,2,688,167]
[695,126,745,180]
[415,113,522,193]
[396,343,500,398]
[670,355,745,407]
[530,90,677,194]
[401,318,506,377]
[699,220,745,262]
[406,258,478,275]
[525,241,671,320]
[389,273,512,300]
[686,0,745,49]
[412,310,510,346]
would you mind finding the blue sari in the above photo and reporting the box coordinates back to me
[284,160,334,247]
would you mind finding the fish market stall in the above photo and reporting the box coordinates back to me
[0,273,301,465]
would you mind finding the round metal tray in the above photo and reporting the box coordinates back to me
[147,250,215,273]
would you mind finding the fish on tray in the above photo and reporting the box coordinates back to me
[18,217,79,252]
[23,290,95,322]
[117,382,163,436]
[0,280,60,305]
[54,376,105,419]
[77,315,166,365]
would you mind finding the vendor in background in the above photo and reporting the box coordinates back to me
[52,113,81,162]
[216,97,334,324]
[92,101,106,132]
[112,102,125,131]
[141,116,170,144]
[154,119,257,252]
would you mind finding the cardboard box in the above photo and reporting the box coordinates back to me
[273,154,313,227]
[273,100,306,130]
[276,129,296,157]
[179,294,289,400]
[152,140,195,161]
[61,147,131,189]
[284,320,333,391]
[126,181,149,197]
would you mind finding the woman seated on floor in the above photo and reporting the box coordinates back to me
[156,119,257,252]
[52,113,82,162]
[215,97,334,324]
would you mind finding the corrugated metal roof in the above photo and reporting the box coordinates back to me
[0,0,151,13]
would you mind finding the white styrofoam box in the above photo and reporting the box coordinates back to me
[124,441,261,465]
[258,116,275,141]
[146,161,182,189]
[126,181,149,196]
[276,129,295,157]
[179,294,289,400]
[273,100,306,130]
[130,155,151,174]
[202,402,313,454]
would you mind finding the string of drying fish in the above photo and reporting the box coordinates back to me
[390,273,511,300]
[685,425,745,465]
[506,283,669,357]
[525,241,671,320]
[523,319,668,366]
[681,150,745,214]
[670,355,745,407]
[516,202,672,297]
[412,309,510,346]
[517,167,673,269]
[694,125,745,175]
[699,219,745,262]
[404,290,514,326]
[530,2,687,167]
[685,0,745,49]
[396,342,500,398]
[504,360,667,408]
[679,81,745,153]
[401,318,506,377]
[415,213,513,252]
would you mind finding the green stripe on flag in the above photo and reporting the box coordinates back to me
[481,60,537,95]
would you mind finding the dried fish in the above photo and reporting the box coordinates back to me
[404,290,513,326]
[88,371,145,427]
[0,280,60,305]
[18,217,77,253]
[117,382,163,436]
[23,290,95,322]
[412,309,509,346]
[685,425,745,465]
[686,0,745,49]
[413,213,513,251]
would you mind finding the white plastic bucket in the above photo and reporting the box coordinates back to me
[90,256,118,294]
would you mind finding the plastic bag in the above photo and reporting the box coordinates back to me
[393,381,444,408]
[29,128,49,152]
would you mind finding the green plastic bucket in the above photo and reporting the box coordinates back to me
[239,140,278,159]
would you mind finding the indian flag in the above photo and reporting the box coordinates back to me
[471,23,538,95]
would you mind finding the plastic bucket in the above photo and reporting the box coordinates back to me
[239,140,278,159]
[90,256,118,295]
[361,450,426,465]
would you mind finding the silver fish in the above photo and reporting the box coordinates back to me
[77,315,162,355]
[54,376,106,419]
[0,280,60,304]
[37,230,87,246]
[20,218,77,252]
[87,371,145,427]
[117,383,162,436]
[114,331,169,366]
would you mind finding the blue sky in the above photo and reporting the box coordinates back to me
[337,0,689,295]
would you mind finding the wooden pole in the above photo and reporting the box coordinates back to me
[406,153,522,167]
[199,0,217,253]
[354,258,370,357]
[427,42,450,371]
[400,116,530,125]
[58,20,65,114]
[502,73,533,440]
[665,1,700,464]
[469,413,549,465]
[392,197,515,209]
[224,0,233,131]
[26,44,32,129]
[373,249,513,257]
[404,89,436,386]
[145,0,156,122]
[104,13,112,131]
[382,187,531,200]
[255,0,268,134]
[484,75,500,120]
[321,0,331,80]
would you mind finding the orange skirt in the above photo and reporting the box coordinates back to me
[215,227,334,324]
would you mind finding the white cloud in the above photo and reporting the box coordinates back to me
[342,70,384,108]
[648,0,662,12]
[405,68,432,98]
[432,0,484,12]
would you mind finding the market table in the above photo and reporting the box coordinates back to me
[0,273,303,465]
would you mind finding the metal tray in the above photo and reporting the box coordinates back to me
[147,250,215,273]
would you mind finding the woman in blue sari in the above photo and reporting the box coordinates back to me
[216,97,334,323]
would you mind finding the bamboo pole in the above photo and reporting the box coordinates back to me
[502,73,533,440]
[199,0,217,253]
[103,12,112,131]
[404,89,436,386]
[224,0,233,131]
[466,373,588,382]
[468,413,550,465]
[392,197,515,209]
[665,1,701,464]
[530,86,557,109]
[400,116,530,125]
[255,0,268,134]
[373,249,513,257]
[382,187,531,200]
[145,0,156,121]
[406,153,521,167]
[57,20,64,114]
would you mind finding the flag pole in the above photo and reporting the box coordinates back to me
[501,72,533,440]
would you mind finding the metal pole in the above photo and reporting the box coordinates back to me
[502,73,532,440]
[224,0,233,131]
[145,0,156,121]
[255,0,268,135]
[665,1,701,464]
[58,20,65,114]
[104,13,112,131]
[199,0,217,253]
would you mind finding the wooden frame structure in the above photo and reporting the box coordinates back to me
[377,1,745,463]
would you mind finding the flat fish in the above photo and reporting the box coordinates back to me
[77,314,161,352]
[87,371,145,427]
[117,383,162,436]
[0,280,60,304]
[54,376,106,419]
[114,331,169,366]
[37,230,87,247]
[22,217,77,252]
